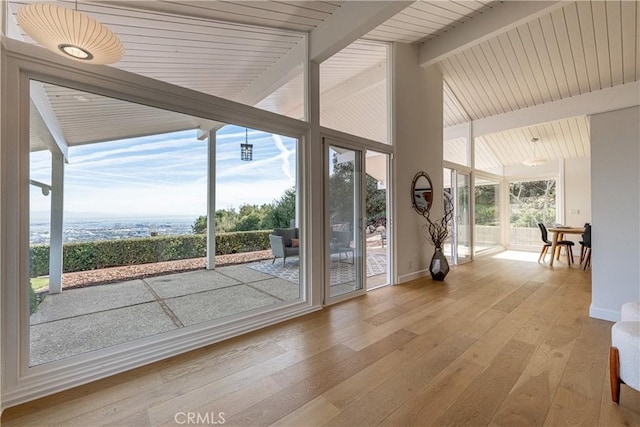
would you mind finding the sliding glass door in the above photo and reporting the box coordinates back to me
[456,171,471,263]
[444,168,472,265]
[326,143,365,302]
[475,176,502,254]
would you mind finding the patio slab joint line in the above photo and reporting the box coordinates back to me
[245,282,287,302]
[141,279,184,328]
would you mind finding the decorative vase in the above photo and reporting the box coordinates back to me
[430,247,449,281]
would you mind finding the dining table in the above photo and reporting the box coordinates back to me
[547,226,585,267]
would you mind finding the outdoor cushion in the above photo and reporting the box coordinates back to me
[273,228,298,247]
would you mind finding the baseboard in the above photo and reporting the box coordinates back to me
[397,268,429,284]
[589,303,620,322]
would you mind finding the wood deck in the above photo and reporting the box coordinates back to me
[3,252,639,426]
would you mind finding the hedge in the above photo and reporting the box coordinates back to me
[30,230,272,277]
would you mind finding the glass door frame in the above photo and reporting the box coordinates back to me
[443,162,474,265]
[323,138,366,304]
[474,171,506,256]
[322,131,394,305]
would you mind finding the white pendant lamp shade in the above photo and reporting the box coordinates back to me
[522,137,548,166]
[522,157,548,167]
[17,3,124,64]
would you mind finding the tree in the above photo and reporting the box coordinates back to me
[366,174,386,225]
[509,180,556,227]
[215,208,239,232]
[191,161,385,234]
[328,155,355,227]
[191,188,296,234]
[329,154,386,228]
[266,187,296,229]
[191,215,207,234]
[235,212,262,231]
[475,184,499,225]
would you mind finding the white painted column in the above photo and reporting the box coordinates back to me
[308,59,323,306]
[48,152,64,294]
[391,43,443,283]
[0,0,5,414]
[206,130,216,270]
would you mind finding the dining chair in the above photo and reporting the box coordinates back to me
[582,223,592,270]
[579,222,590,263]
[537,223,575,265]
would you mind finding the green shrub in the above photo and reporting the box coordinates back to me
[29,286,38,314]
[30,245,50,278]
[30,231,272,276]
[215,230,271,255]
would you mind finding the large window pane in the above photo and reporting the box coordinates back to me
[321,40,389,144]
[475,177,501,254]
[328,146,363,298]
[28,81,302,366]
[444,136,470,166]
[365,150,390,290]
[509,179,557,246]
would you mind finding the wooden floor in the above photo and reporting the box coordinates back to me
[3,253,640,426]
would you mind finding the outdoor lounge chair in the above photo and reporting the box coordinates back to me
[330,230,354,263]
[269,228,299,266]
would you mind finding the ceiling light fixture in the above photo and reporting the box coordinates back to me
[17,2,124,65]
[523,137,548,166]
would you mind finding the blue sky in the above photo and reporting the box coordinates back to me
[30,125,297,220]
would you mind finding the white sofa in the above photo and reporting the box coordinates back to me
[610,301,640,404]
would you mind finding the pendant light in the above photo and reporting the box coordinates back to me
[241,128,253,161]
[523,137,548,166]
[17,2,124,65]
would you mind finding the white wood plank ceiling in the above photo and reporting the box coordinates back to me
[10,0,635,167]
[9,0,308,103]
[475,115,591,169]
[367,0,498,43]
[447,115,591,170]
[439,1,638,168]
[257,39,389,143]
[35,83,215,147]
[439,0,640,125]
[93,0,344,33]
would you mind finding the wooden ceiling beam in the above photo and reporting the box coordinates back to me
[309,1,413,63]
[419,1,566,67]
[445,81,640,138]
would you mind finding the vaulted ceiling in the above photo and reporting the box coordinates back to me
[8,1,640,168]
[440,1,639,126]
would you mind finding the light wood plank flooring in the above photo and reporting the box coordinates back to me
[3,253,640,426]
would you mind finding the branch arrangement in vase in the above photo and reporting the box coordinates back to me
[420,192,454,249]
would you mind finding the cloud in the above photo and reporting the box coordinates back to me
[29,126,297,219]
[272,134,295,184]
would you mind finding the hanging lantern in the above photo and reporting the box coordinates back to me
[241,128,253,161]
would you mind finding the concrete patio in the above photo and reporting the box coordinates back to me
[29,252,388,366]
[30,264,299,366]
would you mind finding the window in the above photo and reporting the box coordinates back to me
[475,177,501,254]
[27,82,304,367]
[321,40,390,144]
[509,179,557,246]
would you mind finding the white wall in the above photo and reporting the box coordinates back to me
[563,157,591,244]
[590,106,640,321]
[392,43,443,283]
